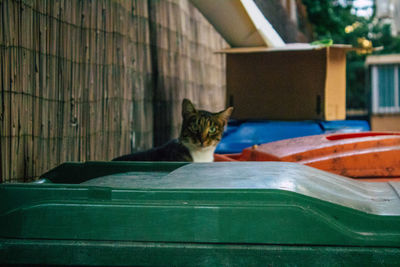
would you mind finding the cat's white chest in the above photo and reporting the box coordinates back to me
[183,142,216,162]
[189,147,215,162]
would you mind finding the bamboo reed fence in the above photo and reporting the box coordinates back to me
[0,0,227,182]
[149,0,227,145]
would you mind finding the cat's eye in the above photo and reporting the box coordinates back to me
[189,124,198,132]
[209,126,216,134]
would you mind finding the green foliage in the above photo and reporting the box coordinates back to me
[371,24,400,54]
[302,0,400,110]
[302,0,357,42]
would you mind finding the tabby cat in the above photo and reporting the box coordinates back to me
[112,99,233,162]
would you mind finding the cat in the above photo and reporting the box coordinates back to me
[112,99,233,162]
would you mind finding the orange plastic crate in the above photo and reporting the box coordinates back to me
[215,132,400,182]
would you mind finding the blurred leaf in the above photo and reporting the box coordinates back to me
[311,39,333,47]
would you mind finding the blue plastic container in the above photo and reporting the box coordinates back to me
[319,120,370,133]
[216,120,370,154]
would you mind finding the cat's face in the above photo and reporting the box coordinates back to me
[180,99,233,149]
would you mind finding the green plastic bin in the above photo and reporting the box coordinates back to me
[1,161,400,266]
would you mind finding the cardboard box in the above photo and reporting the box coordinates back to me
[219,44,352,120]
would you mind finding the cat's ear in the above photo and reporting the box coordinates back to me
[182,98,196,119]
[217,106,234,123]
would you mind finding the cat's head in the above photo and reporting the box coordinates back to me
[180,99,233,149]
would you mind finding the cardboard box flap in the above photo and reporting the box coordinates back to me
[190,0,284,47]
[216,43,354,54]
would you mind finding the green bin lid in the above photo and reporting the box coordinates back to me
[1,162,400,247]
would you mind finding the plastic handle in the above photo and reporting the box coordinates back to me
[326,132,400,141]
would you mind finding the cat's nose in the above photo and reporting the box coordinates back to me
[199,138,206,147]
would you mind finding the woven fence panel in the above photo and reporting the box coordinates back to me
[0,0,227,182]
[0,0,154,182]
[149,0,227,146]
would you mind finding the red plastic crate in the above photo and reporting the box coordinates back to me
[215,132,400,182]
